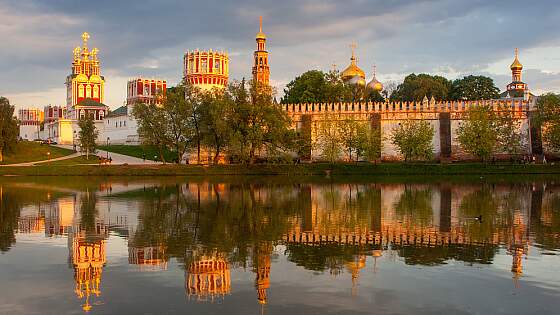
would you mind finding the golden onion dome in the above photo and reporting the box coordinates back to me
[342,58,366,81]
[367,77,383,91]
[348,75,366,86]
[510,48,523,70]
[366,65,383,91]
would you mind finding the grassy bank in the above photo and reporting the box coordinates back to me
[97,145,176,162]
[1,162,559,177]
[0,142,74,165]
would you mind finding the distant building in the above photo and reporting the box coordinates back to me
[43,105,66,123]
[252,17,270,86]
[18,108,43,140]
[126,78,167,106]
[501,48,533,101]
[45,32,109,144]
[100,77,167,145]
[184,49,229,91]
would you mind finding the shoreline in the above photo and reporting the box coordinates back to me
[0,163,559,177]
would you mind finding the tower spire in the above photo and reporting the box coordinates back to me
[259,16,263,33]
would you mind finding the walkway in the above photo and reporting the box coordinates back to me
[0,152,81,167]
[56,145,161,165]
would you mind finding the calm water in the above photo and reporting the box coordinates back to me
[0,177,559,315]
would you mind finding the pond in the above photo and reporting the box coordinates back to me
[0,177,559,314]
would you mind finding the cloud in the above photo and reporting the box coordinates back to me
[1,0,559,109]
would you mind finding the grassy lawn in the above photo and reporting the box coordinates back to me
[98,145,176,162]
[46,155,102,166]
[1,141,74,165]
[0,162,559,177]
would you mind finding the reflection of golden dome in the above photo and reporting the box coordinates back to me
[510,48,523,70]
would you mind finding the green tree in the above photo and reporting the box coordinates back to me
[0,97,19,163]
[391,73,451,101]
[391,120,434,162]
[281,70,328,104]
[496,109,524,156]
[163,85,192,163]
[356,123,382,162]
[200,90,232,164]
[133,102,170,163]
[537,93,560,152]
[450,75,500,100]
[324,69,352,103]
[316,112,342,163]
[338,118,361,161]
[228,79,293,164]
[185,84,205,164]
[78,114,98,159]
[456,105,498,161]
[282,70,353,104]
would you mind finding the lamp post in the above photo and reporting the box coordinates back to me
[47,151,51,164]
[106,137,110,160]
[73,130,77,152]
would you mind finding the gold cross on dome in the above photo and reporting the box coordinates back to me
[350,42,357,58]
[82,32,90,45]
[514,48,519,58]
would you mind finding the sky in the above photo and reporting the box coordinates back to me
[1,0,560,110]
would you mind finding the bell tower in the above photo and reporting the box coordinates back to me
[252,16,270,86]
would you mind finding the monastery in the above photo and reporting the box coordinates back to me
[17,18,546,161]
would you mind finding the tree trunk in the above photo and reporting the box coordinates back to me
[0,149,3,162]
[197,139,201,165]
[159,146,166,164]
[214,146,220,164]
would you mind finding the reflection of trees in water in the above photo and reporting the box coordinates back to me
[396,243,498,266]
[0,186,22,252]
[459,187,501,243]
[532,187,560,250]
[393,186,433,226]
[0,185,56,252]
[132,183,301,267]
[285,243,367,274]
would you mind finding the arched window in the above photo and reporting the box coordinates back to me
[79,84,85,98]
[86,85,92,98]
[93,85,99,98]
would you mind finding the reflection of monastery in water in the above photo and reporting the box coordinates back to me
[68,223,108,312]
[7,180,560,309]
[185,249,231,302]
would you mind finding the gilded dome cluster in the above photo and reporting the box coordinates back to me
[341,43,383,92]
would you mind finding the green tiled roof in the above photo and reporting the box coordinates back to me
[106,105,128,118]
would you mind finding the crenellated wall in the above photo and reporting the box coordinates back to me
[283,98,540,161]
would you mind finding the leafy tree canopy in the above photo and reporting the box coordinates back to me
[450,75,500,100]
[0,97,19,162]
[390,120,434,161]
[537,93,560,152]
[391,73,452,102]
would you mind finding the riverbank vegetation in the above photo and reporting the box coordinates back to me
[1,162,559,177]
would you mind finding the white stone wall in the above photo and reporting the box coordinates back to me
[19,125,41,140]
[99,114,139,145]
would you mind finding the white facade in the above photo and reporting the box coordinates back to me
[100,108,140,145]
